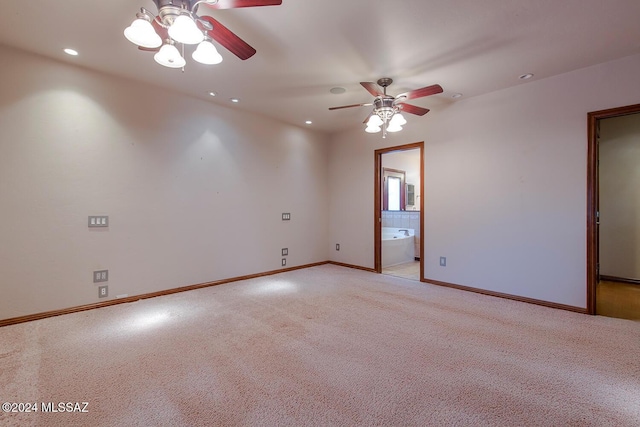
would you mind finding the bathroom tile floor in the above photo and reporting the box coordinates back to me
[383,261,421,281]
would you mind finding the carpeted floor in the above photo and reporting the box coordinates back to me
[1,264,639,426]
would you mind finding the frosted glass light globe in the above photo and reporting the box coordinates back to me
[124,18,162,48]
[168,15,204,45]
[154,44,186,68]
[192,40,223,65]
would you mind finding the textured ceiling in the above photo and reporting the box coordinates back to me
[1,0,639,133]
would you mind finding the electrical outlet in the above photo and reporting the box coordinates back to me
[88,216,109,228]
[98,285,108,298]
[336,243,340,251]
[282,258,286,267]
[282,213,291,221]
[439,257,447,267]
[93,270,108,283]
[282,248,288,256]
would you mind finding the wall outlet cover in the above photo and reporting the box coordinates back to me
[98,285,108,298]
[282,248,288,256]
[439,257,447,267]
[282,258,287,266]
[282,213,291,221]
[336,243,340,251]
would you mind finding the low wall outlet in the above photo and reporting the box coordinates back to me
[93,270,109,283]
[439,257,447,267]
[282,213,291,221]
[282,258,287,267]
[98,285,108,298]
[336,243,340,251]
[88,216,109,228]
[282,248,288,256]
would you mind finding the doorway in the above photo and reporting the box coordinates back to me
[587,103,640,319]
[374,142,424,281]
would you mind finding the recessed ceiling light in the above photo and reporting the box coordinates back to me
[230,98,240,103]
[519,73,534,80]
[305,120,312,125]
[63,48,78,56]
[208,91,217,97]
[330,87,346,94]
[452,93,463,98]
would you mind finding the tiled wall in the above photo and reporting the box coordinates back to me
[381,211,421,258]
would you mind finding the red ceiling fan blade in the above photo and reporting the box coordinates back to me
[199,16,256,60]
[398,103,430,116]
[397,84,443,101]
[360,82,383,97]
[202,0,282,9]
[138,46,160,52]
[329,103,373,111]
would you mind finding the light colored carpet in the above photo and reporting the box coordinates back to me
[1,264,639,426]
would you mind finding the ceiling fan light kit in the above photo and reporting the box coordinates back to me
[124,1,282,69]
[168,14,204,45]
[192,39,223,64]
[387,112,406,133]
[330,78,443,138]
[154,42,187,68]
[124,13,163,49]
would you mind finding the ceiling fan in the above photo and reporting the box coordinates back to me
[124,0,282,68]
[329,78,443,137]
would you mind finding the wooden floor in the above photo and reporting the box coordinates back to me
[383,261,420,281]
[596,280,640,321]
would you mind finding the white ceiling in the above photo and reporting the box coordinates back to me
[1,0,639,134]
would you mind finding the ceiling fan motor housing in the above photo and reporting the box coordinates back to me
[153,0,194,25]
[374,96,397,120]
[153,0,194,8]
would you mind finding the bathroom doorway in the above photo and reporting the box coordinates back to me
[374,142,424,281]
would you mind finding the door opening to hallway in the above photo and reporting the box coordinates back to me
[588,104,640,320]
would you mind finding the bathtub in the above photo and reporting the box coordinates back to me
[382,227,415,268]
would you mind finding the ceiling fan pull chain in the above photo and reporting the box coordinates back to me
[181,43,185,73]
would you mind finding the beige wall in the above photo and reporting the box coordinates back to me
[0,46,330,320]
[599,113,640,279]
[328,53,640,309]
[4,44,640,319]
